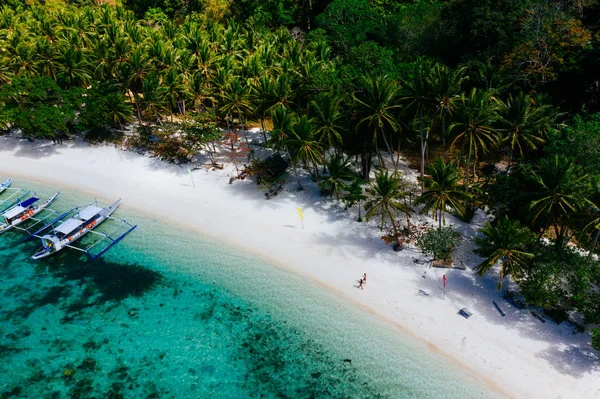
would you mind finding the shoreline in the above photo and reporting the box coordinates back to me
[1,137,598,399]
[1,169,505,398]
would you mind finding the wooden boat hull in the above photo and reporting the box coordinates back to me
[32,199,120,260]
[0,193,59,233]
[0,178,13,195]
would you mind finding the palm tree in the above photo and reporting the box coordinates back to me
[270,106,301,189]
[529,155,586,246]
[220,76,252,145]
[185,72,214,113]
[34,37,58,81]
[354,75,402,170]
[318,155,355,200]
[103,92,133,130]
[287,115,324,179]
[569,180,600,258]
[430,64,466,162]
[499,93,557,171]
[141,72,167,125]
[252,75,277,145]
[55,46,91,88]
[310,91,345,154]
[364,170,411,241]
[580,181,600,257]
[402,58,435,188]
[474,216,534,290]
[450,88,501,191]
[163,67,184,121]
[416,158,471,227]
[271,73,295,110]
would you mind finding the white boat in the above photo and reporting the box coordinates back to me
[0,178,12,194]
[0,192,59,233]
[32,199,122,260]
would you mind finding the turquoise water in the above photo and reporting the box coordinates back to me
[0,180,500,398]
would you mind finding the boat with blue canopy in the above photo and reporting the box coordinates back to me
[0,192,60,233]
[27,199,136,260]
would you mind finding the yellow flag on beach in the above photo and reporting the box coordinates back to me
[297,207,304,220]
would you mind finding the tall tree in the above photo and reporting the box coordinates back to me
[430,63,466,161]
[416,158,471,227]
[474,216,534,290]
[499,92,556,171]
[310,91,345,154]
[364,170,410,241]
[529,155,586,246]
[318,154,355,200]
[403,58,435,189]
[450,88,501,191]
[354,74,402,170]
[288,115,324,179]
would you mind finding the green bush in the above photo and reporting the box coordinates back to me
[416,226,462,262]
[592,328,600,351]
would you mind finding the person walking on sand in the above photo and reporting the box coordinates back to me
[362,273,367,285]
[358,277,364,290]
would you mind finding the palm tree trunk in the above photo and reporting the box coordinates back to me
[132,91,143,125]
[507,149,513,175]
[260,117,268,146]
[361,152,371,180]
[380,126,397,171]
[386,204,399,241]
[420,111,425,192]
[357,201,362,221]
[375,136,385,168]
[395,133,402,171]
[153,107,163,126]
[588,229,600,258]
[438,208,443,228]
[442,114,446,162]
[287,144,303,190]
[464,151,471,192]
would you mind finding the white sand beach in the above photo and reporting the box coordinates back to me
[0,135,598,399]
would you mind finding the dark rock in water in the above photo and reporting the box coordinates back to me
[28,370,46,383]
[69,377,93,398]
[82,340,103,351]
[107,382,125,399]
[36,286,71,307]
[0,386,21,399]
[343,359,352,363]
[0,345,22,358]
[78,357,97,372]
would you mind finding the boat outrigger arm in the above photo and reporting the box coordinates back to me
[25,199,137,261]
[0,189,31,214]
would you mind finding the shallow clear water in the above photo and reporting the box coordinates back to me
[0,180,500,398]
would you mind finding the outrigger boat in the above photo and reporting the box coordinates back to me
[27,199,136,260]
[0,192,60,233]
[0,178,12,194]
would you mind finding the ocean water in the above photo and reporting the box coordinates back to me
[0,180,500,399]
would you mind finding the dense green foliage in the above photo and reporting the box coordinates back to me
[2,0,600,346]
[415,226,461,262]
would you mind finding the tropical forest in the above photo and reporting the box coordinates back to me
[1,0,600,351]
